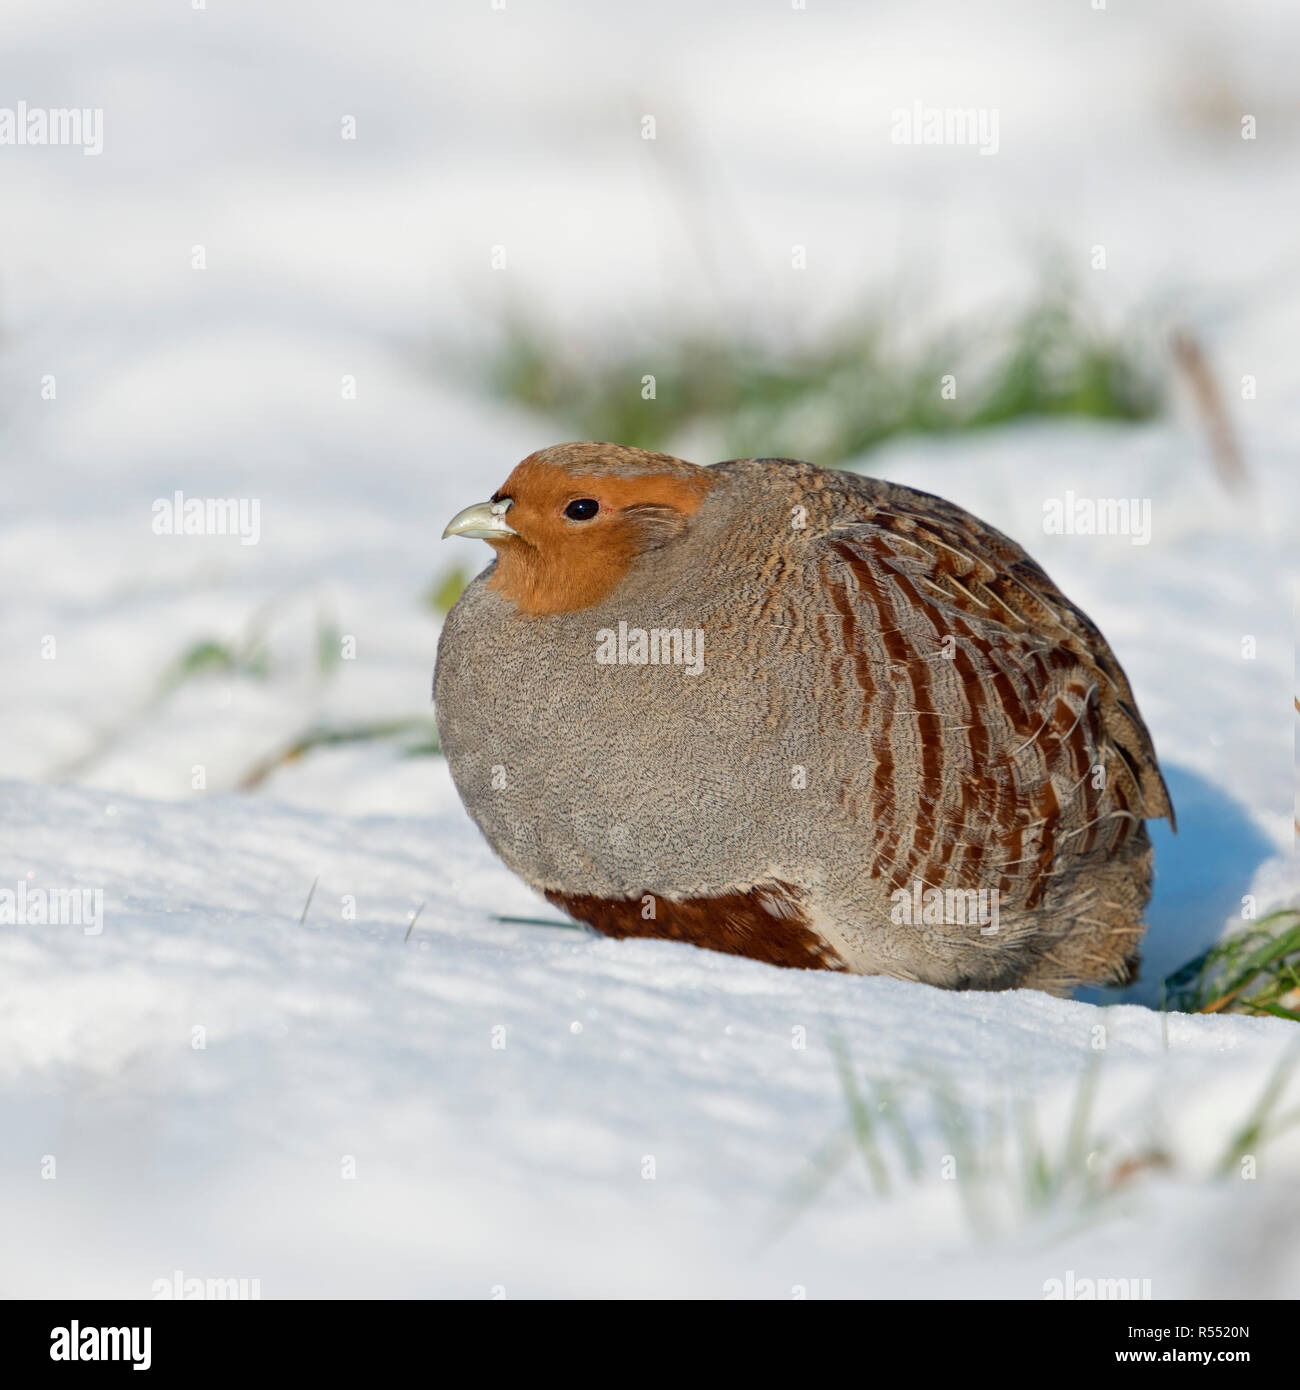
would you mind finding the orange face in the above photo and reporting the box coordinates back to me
[449,451,714,616]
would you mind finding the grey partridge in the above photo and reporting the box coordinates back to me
[434,443,1173,993]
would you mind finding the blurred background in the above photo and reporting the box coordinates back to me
[3,0,1296,979]
[1,0,1298,1300]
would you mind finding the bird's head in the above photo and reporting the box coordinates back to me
[442,442,715,615]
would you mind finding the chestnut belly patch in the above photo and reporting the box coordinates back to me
[544,881,847,971]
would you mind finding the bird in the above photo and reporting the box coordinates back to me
[433,442,1173,994]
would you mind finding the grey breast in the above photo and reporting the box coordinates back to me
[432,463,855,900]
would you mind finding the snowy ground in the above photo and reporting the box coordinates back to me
[1,0,1298,1298]
[3,779,1300,1299]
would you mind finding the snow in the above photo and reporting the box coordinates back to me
[3,779,1299,1298]
[1,0,1297,1297]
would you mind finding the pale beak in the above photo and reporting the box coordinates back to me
[441,498,517,540]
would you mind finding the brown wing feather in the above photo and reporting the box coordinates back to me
[823,483,1172,910]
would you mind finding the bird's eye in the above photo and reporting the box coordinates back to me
[564,498,600,521]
